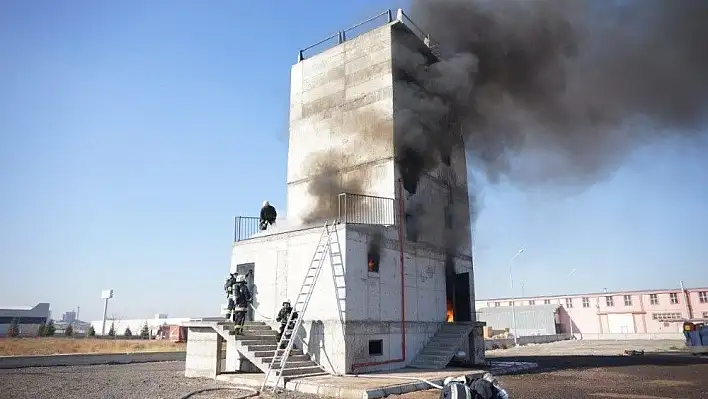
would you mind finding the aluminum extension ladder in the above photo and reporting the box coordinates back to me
[260,221,344,392]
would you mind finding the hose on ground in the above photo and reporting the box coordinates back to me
[178,386,259,399]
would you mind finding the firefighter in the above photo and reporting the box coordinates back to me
[276,301,298,348]
[259,201,277,231]
[224,272,238,298]
[232,275,252,334]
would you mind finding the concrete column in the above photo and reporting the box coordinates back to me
[471,323,486,365]
[225,339,239,371]
[184,327,223,378]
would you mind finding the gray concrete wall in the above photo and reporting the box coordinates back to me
[287,23,396,224]
[185,327,223,378]
[231,225,348,374]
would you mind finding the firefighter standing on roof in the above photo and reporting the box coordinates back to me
[260,201,277,231]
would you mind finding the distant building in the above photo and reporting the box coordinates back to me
[89,314,192,337]
[476,286,708,338]
[0,303,50,337]
[61,311,77,324]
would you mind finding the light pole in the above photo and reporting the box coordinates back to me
[568,269,577,338]
[509,248,524,347]
[100,289,114,336]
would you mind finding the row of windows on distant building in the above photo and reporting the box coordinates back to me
[490,291,708,309]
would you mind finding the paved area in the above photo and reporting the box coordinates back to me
[486,339,686,357]
[218,367,486,398]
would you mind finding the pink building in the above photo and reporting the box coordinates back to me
[476,286,708,337]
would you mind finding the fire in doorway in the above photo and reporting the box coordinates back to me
[446,300,454,322]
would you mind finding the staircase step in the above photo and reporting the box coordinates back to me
[253,349,304,357]
[275,365,325,376]
[242,325,274,331]
[261,354,309,363]
[247,344,280,351]
[281,371,329,381]
[264,360,318,369]
[239,339,278,346]
[421,349,455,356]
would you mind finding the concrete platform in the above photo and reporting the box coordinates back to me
[216,367,486,399]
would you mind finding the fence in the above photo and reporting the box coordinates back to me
[297,9,439,61]
[234,216,260,242]
[338,193,397,225]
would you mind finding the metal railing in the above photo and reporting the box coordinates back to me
[337,193,397,225]
[234,216,261,242]
[297,9,439,61]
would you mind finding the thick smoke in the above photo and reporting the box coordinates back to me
[400,0,708,195]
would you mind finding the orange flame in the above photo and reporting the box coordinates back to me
[446,300,454,323]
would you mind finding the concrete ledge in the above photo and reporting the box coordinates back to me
[0,351,186,369]
[487,361,539,375]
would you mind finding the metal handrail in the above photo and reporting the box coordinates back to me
[234,216,261,242]
[297,8,436,61]
[338,192,397,225]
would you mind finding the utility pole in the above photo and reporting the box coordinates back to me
[509,249,524,347]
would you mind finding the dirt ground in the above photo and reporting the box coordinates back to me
[399,351,708,399]
[0,337,185,356]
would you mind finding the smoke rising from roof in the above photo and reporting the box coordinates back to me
[403,0,708,190]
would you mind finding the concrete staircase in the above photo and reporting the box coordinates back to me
[214,321,328,380]
[409,322,477,369]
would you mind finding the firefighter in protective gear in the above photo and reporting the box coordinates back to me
[224,272,238,298]
[259,201,277,231]
[276,301,298,348]
[232,275,252,334]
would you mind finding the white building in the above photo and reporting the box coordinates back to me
[229,12,484,375]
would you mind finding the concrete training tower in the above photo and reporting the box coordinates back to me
[226,9,484,376]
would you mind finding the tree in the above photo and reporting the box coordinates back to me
[44,320,56,336]
[37,323,46,337]
[108,322,116,337]
[124,326,132,337]
[140,322,150,340]
[7,318,20,337]
[65,324,73,336]
[88,325,96,337]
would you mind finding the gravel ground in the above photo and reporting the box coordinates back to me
[3,353,707,399]
[0,361,312,399]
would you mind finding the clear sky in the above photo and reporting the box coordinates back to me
[1,0,706,322]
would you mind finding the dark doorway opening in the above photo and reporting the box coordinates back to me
[453,272,472,322]
[445,260,473,323]
[236,263,255,322]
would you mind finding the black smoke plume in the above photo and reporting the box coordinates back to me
[398,0,708,199]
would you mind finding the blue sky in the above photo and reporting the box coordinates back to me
[1,0,706,322]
